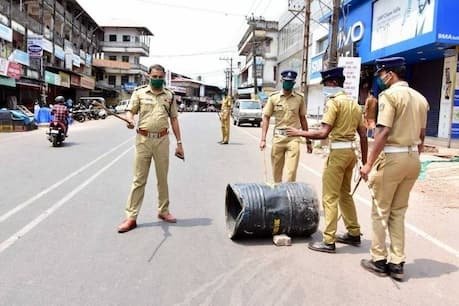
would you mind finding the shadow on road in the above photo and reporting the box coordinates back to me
[405,258,459,280]
[145,218,213,262]
[139,217,213,228]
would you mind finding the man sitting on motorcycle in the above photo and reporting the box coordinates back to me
[51,96,69,136]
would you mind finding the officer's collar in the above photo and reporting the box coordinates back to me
[389,81,409,88]
[147,86,167,95]
[280,90,298,97]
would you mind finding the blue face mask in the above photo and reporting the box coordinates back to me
[322,86,342,97]
[376,73,391,91]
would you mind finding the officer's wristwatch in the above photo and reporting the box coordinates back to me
[177,140,182,145]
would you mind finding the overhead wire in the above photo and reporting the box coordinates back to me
[132,0,246,17]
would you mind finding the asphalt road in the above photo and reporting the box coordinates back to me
[0,113,458,306]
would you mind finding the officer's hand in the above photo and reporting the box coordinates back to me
[306,143,313,154]
[360,164,372,181]
[126,119,135,129]
[260,140,266,151]
[286,127,301,137]
[175,144,185,160]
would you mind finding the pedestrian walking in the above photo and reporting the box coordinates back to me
[259,70,313,183]
[118,64,185,233]
[360,57,429,281]
[219,95,232,144]
[287,67,368,253]
[364,90,378,138]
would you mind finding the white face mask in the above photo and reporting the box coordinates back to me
[322,86,342,97]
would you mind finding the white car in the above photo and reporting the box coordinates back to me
[115,100,129,113]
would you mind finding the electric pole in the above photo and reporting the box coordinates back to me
[301,0,312,110]
[219,57,233,96]
[328,0,341,68]
[247,15,258,96]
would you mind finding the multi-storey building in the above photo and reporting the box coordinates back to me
[236,18,278,100]
[93,25,153,102]
[0,0,101,109]
[277,0,330,116]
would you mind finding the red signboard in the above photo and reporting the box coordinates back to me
[80,76,95,90]
[70,74,80,87]
[7,62,22,80]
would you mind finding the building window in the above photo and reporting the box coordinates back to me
[316,37,328,54]
[122,35,131,42]
[96,72,104,81]
[109,55,117,61]
[121,75,129,85]
[109,34,117,42]
[108,75,116,86]
[134,57,140,64]
[122,55,129,62]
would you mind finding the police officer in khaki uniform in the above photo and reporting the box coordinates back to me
[118,64,185,233]
[287,67,368,253]
[360,57,429,281]
[260,70,313,183]
[219,95,232,144]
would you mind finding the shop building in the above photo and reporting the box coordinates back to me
[0,0,101,110]
[322,0,459,139]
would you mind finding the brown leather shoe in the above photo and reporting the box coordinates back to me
[158,212,177,223]
[117,219,137,233]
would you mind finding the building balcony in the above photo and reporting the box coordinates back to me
[0,0,10,17]
[55,1,64,15]
[44,0,55,8]
[55,34,64,46]
[99,41,150,56]
[11,6,28,27]
[130,63,148,72]
[93,59,131,70]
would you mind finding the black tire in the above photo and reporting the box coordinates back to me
[237,120,241,127]
[256,123,261,127]
[52,136,59,147]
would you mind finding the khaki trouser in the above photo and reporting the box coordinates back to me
[369,151,420,264]
[221,111,230,143]
[271,138,300,183]
[322,149,361,244]
[125,134,170,219]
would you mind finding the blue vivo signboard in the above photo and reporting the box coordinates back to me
[341,0,459,63]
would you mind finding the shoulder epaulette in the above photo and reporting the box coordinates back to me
[294,91,304,97]
[134,84,148,91]
[269,91,280,97]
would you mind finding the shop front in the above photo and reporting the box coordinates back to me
[333,0,459,139]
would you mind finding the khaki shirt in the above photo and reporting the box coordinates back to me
[263,91,306,142]
[221,97,232,111]
[322,91,364,142]
[220,97,232,120]
[127,85,178,132]
[377,81,429,146]
[263,91,306,127]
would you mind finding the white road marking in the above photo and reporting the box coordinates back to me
[0,145,133,254]
[236,126,459,258]
[0,137,134,224]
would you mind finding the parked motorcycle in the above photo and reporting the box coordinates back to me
[47,121,66,147]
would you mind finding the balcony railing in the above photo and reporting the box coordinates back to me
[0,0,10,17]
[11,6,28,27]
[130,63,148,72]
[44,0,55,8]
[100,41,149,53]
[54,34,64,46]
[28,16,42,33]
[55,1,64,15]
